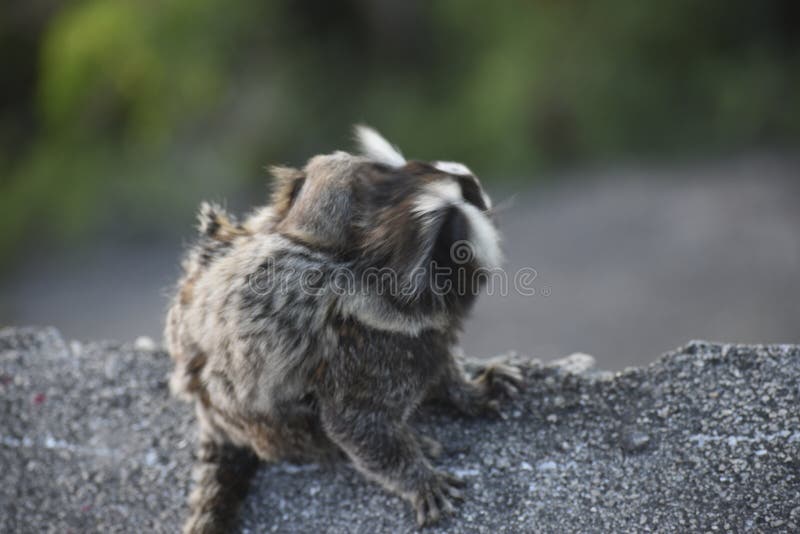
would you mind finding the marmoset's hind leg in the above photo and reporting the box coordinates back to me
[182,417,260,534]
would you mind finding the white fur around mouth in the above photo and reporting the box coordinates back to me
[413,180,502,269]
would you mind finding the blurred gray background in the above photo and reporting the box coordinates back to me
[1,1,798,368]
[2,154,798,369]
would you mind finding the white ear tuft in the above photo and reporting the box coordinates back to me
[354,125,406,168]
[433,161,472,176]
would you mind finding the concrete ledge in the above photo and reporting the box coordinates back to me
[1,327,798,532]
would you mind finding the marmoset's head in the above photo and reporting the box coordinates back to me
[271,126,501,306]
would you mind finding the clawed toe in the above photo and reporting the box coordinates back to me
[482,362,524,399]
[413,473,464,526]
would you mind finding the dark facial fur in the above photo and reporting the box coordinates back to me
[165,126,521,532]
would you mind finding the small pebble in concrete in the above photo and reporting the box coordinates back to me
[621,430,651,453]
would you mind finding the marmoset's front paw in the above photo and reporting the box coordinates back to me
[462,361,523,417]
[410,471,465,526]
[474,361,523,415]
[436,358,525,418]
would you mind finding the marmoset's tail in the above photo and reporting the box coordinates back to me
[183,438,259,534]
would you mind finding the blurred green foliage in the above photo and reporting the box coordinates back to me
[1,0,798,266]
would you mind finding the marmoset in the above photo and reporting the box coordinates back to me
[165,126,522,532]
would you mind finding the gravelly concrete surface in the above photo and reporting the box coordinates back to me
[1,326,799,533]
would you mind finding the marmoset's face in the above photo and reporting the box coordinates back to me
[352,157,500,271]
